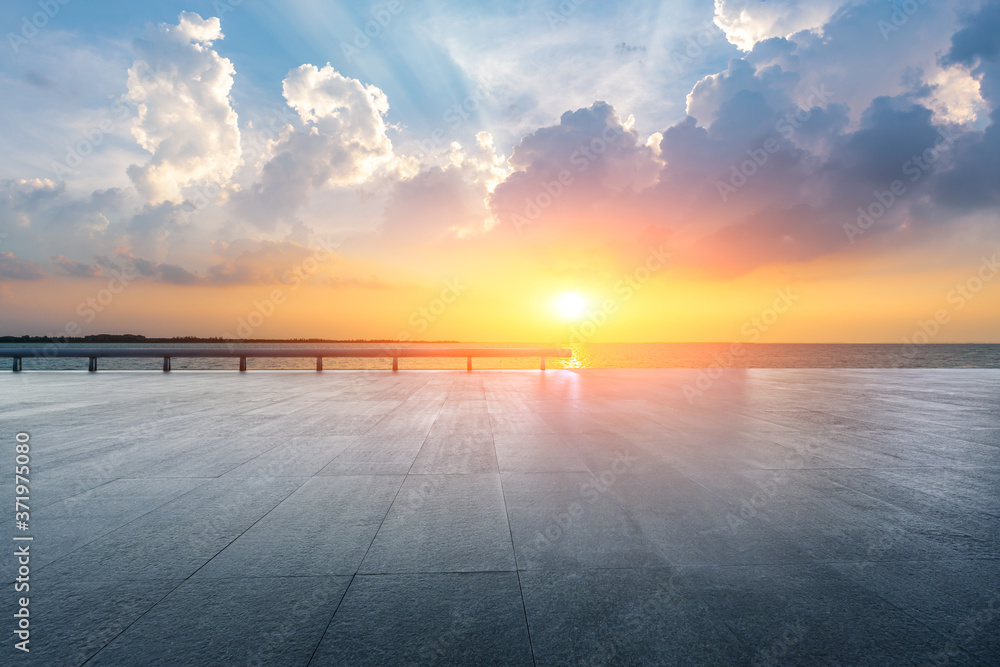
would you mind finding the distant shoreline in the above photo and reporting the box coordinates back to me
[0,335,461,344]
[1,337,998,345]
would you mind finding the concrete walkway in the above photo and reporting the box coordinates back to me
[1,369,998,665]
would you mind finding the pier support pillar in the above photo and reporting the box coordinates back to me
[467,357,472,372]
[13,357,22,372]
[88,357,97,372]
[239,357,247,372]
[540,357,545,371]
[392,357,398,372]
[316,357,323,371]
[163,357,171,372]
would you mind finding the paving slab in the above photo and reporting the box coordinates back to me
[89,576,351,666]
[311,572,533,665]
[0,369,997,664]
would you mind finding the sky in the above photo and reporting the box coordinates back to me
[1,0,999,343]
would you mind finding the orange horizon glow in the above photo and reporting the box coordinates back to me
[4,236,998,344]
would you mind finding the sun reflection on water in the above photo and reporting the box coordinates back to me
[558,344,591,369]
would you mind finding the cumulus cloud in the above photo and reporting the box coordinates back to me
[377,131,511,240]
[932,0,1000,211]
[713,0,858,51]
[0,179,122,260]
[5,0,999,290]
[126,202,188,248]
[654,70,961,274]
[736,1,984,129]
[125,12,242,205]
[685,57,799,130]
[233,64,414,229]
[479,1,997,280]
[489,101,662,237]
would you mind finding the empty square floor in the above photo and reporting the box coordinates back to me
[2,369,998,665]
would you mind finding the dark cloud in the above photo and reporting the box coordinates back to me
[931,1,1000,211]
[825,96,943,192]
[942,1,1000,69]
[157,263,201,285]
[484,19,995,278]
[489,101,661,236]
[96,252,201,285]
[0,252,47,281]
[51,255,103,278]
[615,42,646,55]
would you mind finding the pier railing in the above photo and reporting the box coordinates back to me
[1,346,571,372]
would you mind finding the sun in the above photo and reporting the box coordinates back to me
[555,292,588,320]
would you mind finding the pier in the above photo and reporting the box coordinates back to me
[0,346,571,373]
[1,369,998,664]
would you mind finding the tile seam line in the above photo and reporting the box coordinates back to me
[830,567,966,658]
[490,374,538,667]
[80,476,308,665]
[32,475,234,579]
[322,375,435,467]
[307,377,440,664]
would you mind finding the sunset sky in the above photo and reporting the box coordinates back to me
[1,0,999,342]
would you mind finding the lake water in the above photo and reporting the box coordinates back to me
[2,342,999,370]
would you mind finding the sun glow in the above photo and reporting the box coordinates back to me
[555,292,588,321]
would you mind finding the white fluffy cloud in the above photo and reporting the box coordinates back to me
[281,63,401,186]
[233,64,415,229]
[125,12,242,205]
[713,0,858,51]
